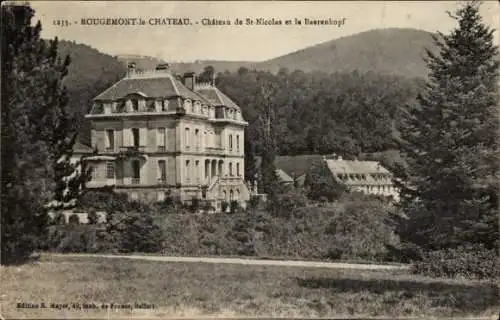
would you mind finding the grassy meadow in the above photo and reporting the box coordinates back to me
[1,254,498,319]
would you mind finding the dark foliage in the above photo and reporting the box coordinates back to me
[159,192,399,262]
[1,4,79,264]
[394,3,499,255]
[412,244,499,279]
[305,162,347,202]
[216,68,422,158]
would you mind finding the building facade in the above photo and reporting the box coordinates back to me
[325,157,399,201]
[271,155,399,201]
[83,64,250,210]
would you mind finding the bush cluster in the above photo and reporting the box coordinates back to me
[412,244,499,279]
[46,190,165,253]
[158,191,400,262]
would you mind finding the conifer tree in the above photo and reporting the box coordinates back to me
[244,132,258,184]
[1,4,81,263]
[394,1,499,251]
[257,76,279,197]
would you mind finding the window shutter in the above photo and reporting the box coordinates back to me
[114,130,120,149]
[139,128,147,146]
[104,131,110,148]
[124,129,131,147]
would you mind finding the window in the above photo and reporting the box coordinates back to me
[162,99,169,111]
[236,135,240,152]
[90,165,98,180]
[132,160,140,184]
[158,160,166,183]
[229,162,233,176]
[195,160,199,181]
[185,128,190,147]
[106,161,115,179]
[105,129,114,151]
[229,134,233,150]
[185,160,190,181]
[132,128,140,147]
[236,163,240,176]
[229,189,234,201]
[132,99,139,112]
[157,128,166,151]
[194,129,199,148]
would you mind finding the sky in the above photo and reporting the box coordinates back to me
[29,1,499,62]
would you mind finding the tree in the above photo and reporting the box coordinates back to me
[305,162,347,202]
[1,4,78,264]
[394,1,499,251]
[198,65,215,84]
[256,75,279,196]
[244,131,258,183]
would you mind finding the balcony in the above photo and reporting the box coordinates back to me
[118,146,146,158]
[205,147,225,155]
[131,178,141,185]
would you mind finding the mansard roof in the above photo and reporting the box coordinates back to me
[94,72,209,103]
[195,84,240,110]
[325,159,391,175]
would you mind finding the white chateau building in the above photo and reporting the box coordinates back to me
[81,63,251,210]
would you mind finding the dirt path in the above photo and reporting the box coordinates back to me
[47,253,410,270]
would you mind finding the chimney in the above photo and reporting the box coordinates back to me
[183,72,196,91]
[211,73,216,86]
[155,63,170,71]
[127,62,136,75]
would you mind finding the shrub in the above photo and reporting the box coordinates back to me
[46,224,102,253]
[77,189,129,213]
[68,214,80,225]
[412,244,499,279]
[87,210,98,225]
[229,200,239,214]
[189,197,200,213]
[103,211,164,253]
[248,195,261,210]
[269,189,308,218]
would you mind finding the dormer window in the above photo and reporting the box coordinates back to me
[132,99,139,112]
[183,99,192,111]
[104,103,111,114]
[138,99,146,112]
[155,100,162,112]
[125,100,133,112]
[93,103,104,114]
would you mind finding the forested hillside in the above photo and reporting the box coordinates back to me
[258,28,436,78]
[216,68,424,157]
